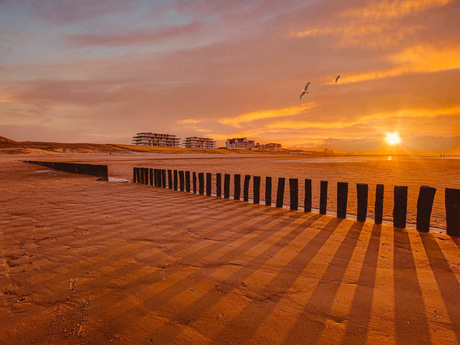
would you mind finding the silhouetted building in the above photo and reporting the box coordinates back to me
[226,137,256,150]
[257,143,282,151]
[184,136,217,149]
[132,132,181,147]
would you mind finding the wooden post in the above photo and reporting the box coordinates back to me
[375,184,384,224]
[193,172,197,193]
[206,173,212,196]
[133,167,137,183]
[337,182,348,219]
[243,175,251,201]
[289,178,298,211]
[162,170,167,188]
[179,171,185,191]
[356,183,368,222]
[253,176,261,204]
[185,171,190,192]
[150,168,154,186]
[198,173,204,195]
[445,188,460,237]
[216,173,222,198]
[416,185,437,232]
[140,168,145,184]
[393,186,408,228]
[320,181,328,215]
[224,174,230,198]
[168,170,173,189]
[138,168,143,184]
[265,176,272,206]
[173,170,178,191]
[304,179,312,212]
[234,174,241,200]
[276,177,285,208]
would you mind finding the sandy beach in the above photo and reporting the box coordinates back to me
[1,151,459,345]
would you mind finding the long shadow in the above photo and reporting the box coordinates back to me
[393,229,431,345]
[341,224,381,345]
[147,214,328,343]
[283,221,364,345]
[420,233,460,343]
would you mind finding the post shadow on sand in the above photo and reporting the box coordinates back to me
[146,213,331,344]
[393,228,431,345]
[419,233,460,344]
[282,221,364,345]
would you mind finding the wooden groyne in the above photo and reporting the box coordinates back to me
[132,167,460,237]
[24,160,108,181]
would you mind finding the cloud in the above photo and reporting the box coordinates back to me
[68,21,202,46]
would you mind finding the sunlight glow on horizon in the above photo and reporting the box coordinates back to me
[385,132,401,146]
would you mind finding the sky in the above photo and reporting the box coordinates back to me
[0,0,459,154]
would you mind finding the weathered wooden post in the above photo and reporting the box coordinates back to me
[185,171,190,192]
[162,170,167,188]
[140,168,145,184]
[138,167,143,184]
[304,179,312,212]
[234,174,241,200]
[145,168,150,185]
[206,173,212,196]
[337,182,348,219]
[276,177,285,208]
[416,185,436,232]
[168,170,173,189]
[253,176,261,204]
[179,171,185,191]
[133,167,137,183]
[320,181,328,215]
[198,173,205,195]
[216,173,222,198]
[243,175,251,202]
[445,188,460,237]
[193,172,197,193]
[224,174,230,198]
[173,170,178,191]
[356,183,368,222]
[375,184,384,224]
[150,168,155,186]
[393,186,408,228]
[265,176,272,206]
[289,178,298,211]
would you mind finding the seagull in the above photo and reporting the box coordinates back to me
[300,82,310,99]
[335,74,340,83]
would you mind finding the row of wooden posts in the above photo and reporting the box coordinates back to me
[24,161,109,181]
[133,167,460,237]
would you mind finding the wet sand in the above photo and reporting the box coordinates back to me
[1,154,459,344]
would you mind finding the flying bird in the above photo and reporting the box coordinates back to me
[335,74,340,83]
[300,82,310,99]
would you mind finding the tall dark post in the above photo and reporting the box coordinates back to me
[179,171,185,191]
[356,183,369,222]
[198,173,205,195]
[162,170,167,188]
[173,170,178,191]
[304,179,312,212]
[138,168,144,184]
[416,185,437,232]
[289,178,299,211]
[276,177,285,208]
[216,173,222,198]
[133,167,137,183]
[150,168,155,186]
[265,176,272,206]
[320,181,328,215]
[224,174,230,198]
[234,174,241,200]
[141,168,147,184]
[193,172,197,193]
[393,185,408,228]
[375,184,384,224]
[337,182,348,219]
[253,176,261,204]
[445,188,460,237]
[206,173,212,196]
[168,170,173,189]
[243,175,251,201]
[185,171,191,192]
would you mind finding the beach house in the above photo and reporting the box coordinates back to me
[226,137,256,150]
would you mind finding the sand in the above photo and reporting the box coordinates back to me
[0,152,459,345]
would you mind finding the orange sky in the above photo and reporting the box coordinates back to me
[0,0,459,153]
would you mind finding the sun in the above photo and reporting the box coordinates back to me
[385,132,401,146]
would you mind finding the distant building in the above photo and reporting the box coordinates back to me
[257,143,282,151]
[132,132,181,147]
[226,137,256,150]
[184,136,217,149]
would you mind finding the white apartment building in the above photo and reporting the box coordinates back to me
[132,132,181,147]
[183,137,217,149]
